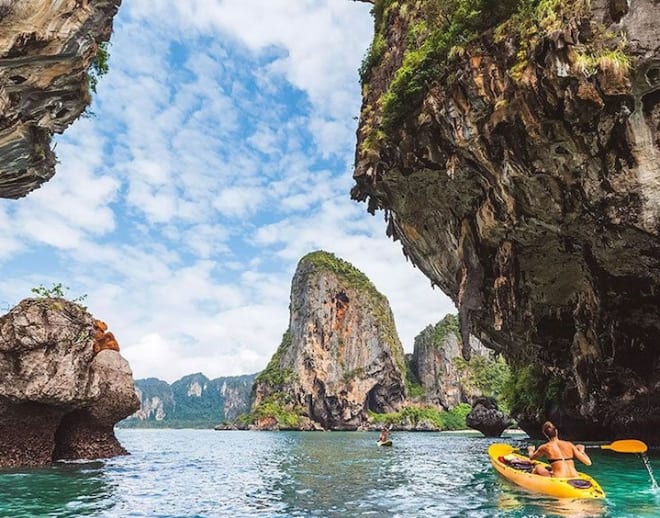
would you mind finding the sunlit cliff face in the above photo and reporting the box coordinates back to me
[251,251,406,430]
[353,0,660,442]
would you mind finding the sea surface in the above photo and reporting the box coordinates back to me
[0,429,658,517]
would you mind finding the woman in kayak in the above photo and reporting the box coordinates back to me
[378,428,390,443]
[527,421,592,477]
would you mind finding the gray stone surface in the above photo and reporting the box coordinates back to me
[252,251,406,430]
[466,397,513,438]
[0,298,139,468]
[0,0,122,198]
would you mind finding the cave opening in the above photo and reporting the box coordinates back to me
[367,384,387,413]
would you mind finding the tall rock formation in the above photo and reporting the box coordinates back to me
[0,0,121,198]
[0,298,139,468]
[252,251,407,430]
[215,374,254,422]
[410,314,488,409]
[122,373,255,427]
[352,1,660,443]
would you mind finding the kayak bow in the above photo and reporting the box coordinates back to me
[488,443,605,499]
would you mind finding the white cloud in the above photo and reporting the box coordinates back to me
[214,186,265,218]
[0,1,457,385]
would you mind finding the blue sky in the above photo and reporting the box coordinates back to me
[0,0,455,382]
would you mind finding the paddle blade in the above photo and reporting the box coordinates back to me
[600,439,648,454]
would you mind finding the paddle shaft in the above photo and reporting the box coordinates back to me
[522,439,647,455]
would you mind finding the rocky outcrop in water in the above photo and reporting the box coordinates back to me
[410,314,489,409]
[352,0,660,443]
[251,251,407,430]
[0,298,139,468]
[122,373,255,427]
[0,0,121,198]
[466,397,513,437]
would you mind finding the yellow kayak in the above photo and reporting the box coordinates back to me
[488,443,605,499]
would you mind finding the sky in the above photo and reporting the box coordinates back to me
[0,0,456,383]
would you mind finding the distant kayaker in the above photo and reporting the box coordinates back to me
[378,428,390,443]
[527,421,592,477]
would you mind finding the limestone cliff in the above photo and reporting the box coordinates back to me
[0,0,121,198]
[410,314,489,409]
[251,251,407,430]
[126,377,174,423]
[353,1,660,442]
[0,297,139,468]
[122,373,255,427]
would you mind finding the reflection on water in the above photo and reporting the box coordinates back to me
[0,430,658,517]
[496,485,607,518]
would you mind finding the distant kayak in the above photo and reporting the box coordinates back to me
[488,443,605,499]
[377,440,393,447]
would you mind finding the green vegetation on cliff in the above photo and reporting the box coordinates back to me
[364,0,525,131]
[455,354,510,407]
[89,41,110,93]
[361,0,620,138]
[30,282,88,309]
[369,403,472,430]
[119,374,255,428]
[502,363,564,416]
[298,250,407,379]
[255,330,295,387]
[430,314,460,345]
[238,392,304,429]
[404,360,425,399]
[300,251,381,297]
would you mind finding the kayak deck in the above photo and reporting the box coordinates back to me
[488,443,605,499]
[377,440,393,447]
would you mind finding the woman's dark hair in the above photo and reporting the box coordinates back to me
[542,421,558,439]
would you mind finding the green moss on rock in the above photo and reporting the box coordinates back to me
[502,363,565,416]
[297,251,407,377]
[368,403,472,430]
[255,330,295,387]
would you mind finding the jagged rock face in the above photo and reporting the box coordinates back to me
[252,251,406,430]
[411,317,488,409]
[0,0,121,199]
[216,375,255,421]
[0,298,139,467]
[466,397,513,438]
[130,378,174,422]
[353,1,660,442]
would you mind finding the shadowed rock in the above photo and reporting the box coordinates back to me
[0,298,139,468]
[467,397,513,437]
[0,0,122,199]
[352,0,660,443]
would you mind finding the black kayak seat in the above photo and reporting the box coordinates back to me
[498,456,534,472]
[567,479,593,489]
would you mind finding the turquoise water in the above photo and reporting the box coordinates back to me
[0,430,658,517]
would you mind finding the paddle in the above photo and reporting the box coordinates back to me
[507,439,648,456]
[596,439,648,454]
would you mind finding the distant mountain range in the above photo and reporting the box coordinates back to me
[119,372,256,428]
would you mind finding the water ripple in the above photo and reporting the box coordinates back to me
[0,430,658,517]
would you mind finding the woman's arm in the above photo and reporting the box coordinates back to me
[573,444,592,466]
[528,444,545,460]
